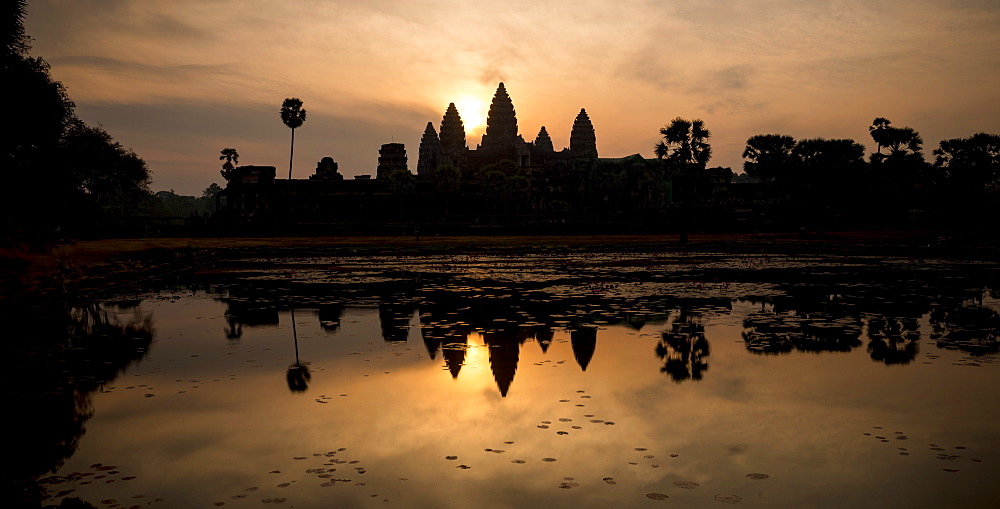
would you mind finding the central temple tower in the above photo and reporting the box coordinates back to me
[479,82,526,157]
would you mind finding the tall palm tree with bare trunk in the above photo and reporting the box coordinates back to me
[280,98,306,179]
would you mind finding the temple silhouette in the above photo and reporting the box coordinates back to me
[416,82,599,175]
[214,82,710,230]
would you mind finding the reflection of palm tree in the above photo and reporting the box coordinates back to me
[224,315,242,340]
[286,363,311,392]
[280,98,306,180]
[286,308,311,392]
[656,311,709,382]
[867,316,919,364]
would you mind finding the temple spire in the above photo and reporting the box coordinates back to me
[440,103,467,168]
[570,108,598,158]
[533,126,554,153]
[480,82,520,152]
[417,122,441,176]
[440,103,466,153]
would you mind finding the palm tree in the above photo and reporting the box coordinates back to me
[654,117,712,169]
[280,98,307,179]
[219,147,239,180]
[220,147,239,166]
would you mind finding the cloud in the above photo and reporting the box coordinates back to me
[48,55,224,81]
[712,65,753,91]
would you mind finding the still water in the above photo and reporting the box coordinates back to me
[31,251,1000,508]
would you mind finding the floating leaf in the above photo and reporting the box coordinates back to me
[715,494,742,504]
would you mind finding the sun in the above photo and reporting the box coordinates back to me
[455,96,488,137]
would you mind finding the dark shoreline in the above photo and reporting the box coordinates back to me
[2,230,997,304]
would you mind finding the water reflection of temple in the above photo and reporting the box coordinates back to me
[415,309,553,397]
[214,278,1000,398]
[224,300,279,340]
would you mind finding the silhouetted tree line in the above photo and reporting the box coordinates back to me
[741,118,999,231]
[152,184,222,217]
[2,1,154,243]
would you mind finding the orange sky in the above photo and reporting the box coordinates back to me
[27,0,1000,195]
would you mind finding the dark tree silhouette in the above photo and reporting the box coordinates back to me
[792,138,865,179]
[934,132,1000,192]
[869,117,923,163]
[867,118,928,223]
[478,159,522,217]
[280,98,306,180]
[429,164,460,217]
[933,132,1000,227]
[742,134,795,182]
[432,164,461,193]
[2,0,29,60]
[869,117,891,157]
[654,117,711,169]
[3,0,157,239]
[61,120,151,218]
[220,147,239,179]
[203,182,223,200]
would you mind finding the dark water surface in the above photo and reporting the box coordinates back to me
[24,251,1000,508]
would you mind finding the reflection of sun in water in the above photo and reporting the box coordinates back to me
[465,332,487,365]
[455,96,488,137]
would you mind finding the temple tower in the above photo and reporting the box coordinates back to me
[310,156,343,180]
[439,103,467,169]
[570,108,598,158]
[416,122,442,176]
[533,126,554,153]
[376,143,408,180]
[479,82,523,153]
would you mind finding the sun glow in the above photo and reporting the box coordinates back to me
[455,96,488,138]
